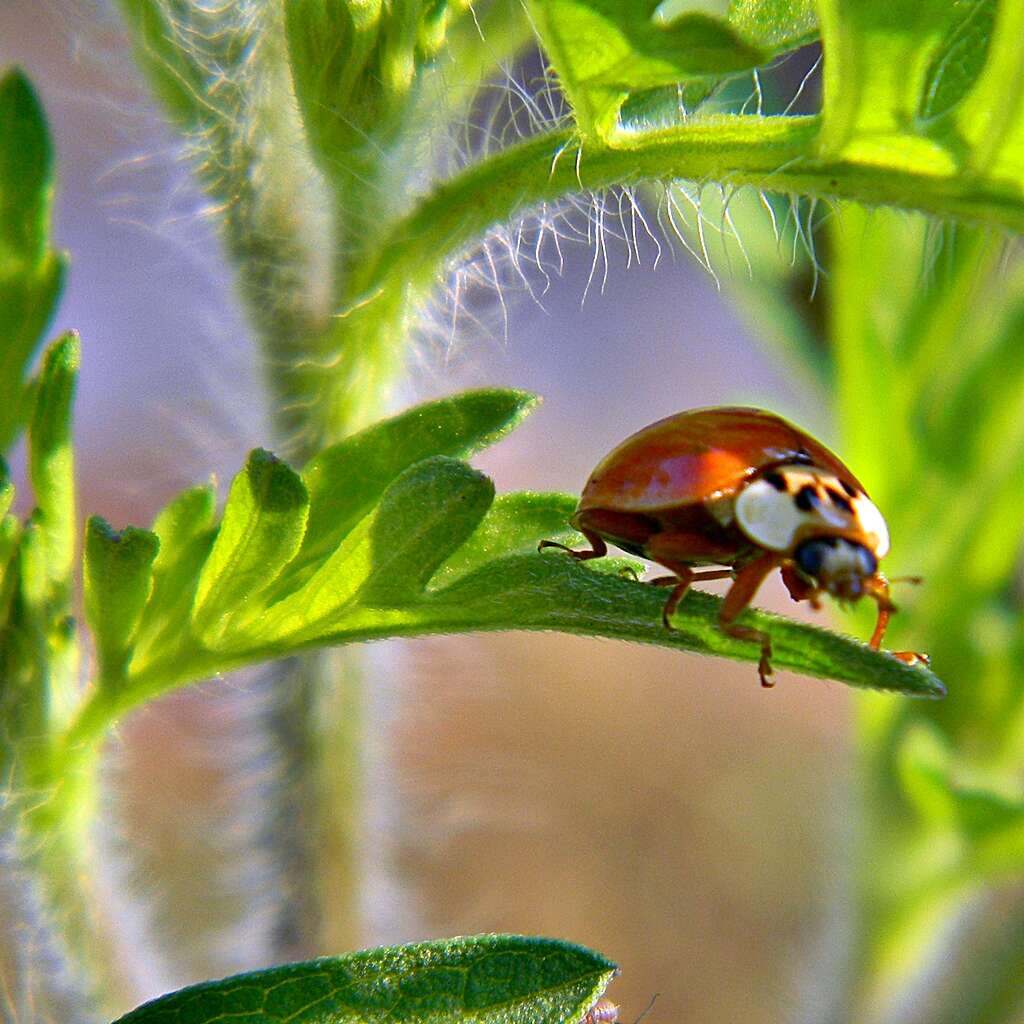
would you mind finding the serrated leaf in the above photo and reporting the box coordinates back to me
[290,389,538,589]
[528,0,764,137]
[84,517,160,687]
[0,70,66,450]
[192,450,309,643]
[27,332,78,600]
[111,935,617,1024]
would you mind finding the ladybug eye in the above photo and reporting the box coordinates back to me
[795,538,828,577]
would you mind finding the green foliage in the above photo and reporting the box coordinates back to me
[8,0,1024,1020]
[525,1,764,137]
[0,69,65,450]
[84,518,160,688]
[62,388,941,758]
[111,935,616,1024]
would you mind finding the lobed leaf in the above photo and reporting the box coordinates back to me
[111,934,617,1024]
[291,388,538,589]
[84,517,160,687]
[191,450,309,644]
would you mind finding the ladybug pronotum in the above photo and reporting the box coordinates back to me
[541,407,926,687]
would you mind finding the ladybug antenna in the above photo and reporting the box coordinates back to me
[889,575,924,587]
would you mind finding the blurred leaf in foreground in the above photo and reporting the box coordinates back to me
[111,934,617,1024]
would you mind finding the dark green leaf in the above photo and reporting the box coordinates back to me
[111,934,617,1024]
[429,492,579,589]
[0,69,52,262]
[27,332,78,599]
[411,553,946,697]
[192,450,309,643]
[0,69,66,451]
[84,517,160,686]
[363,456,495,605]
[291,389,537,588]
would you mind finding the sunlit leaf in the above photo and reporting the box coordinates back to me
[191,450,309,644]
[84,517,159,687]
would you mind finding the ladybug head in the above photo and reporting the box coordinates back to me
[794,536,878,602]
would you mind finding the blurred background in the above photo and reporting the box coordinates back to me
[0,4,853,1022]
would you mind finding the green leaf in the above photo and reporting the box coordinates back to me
[0,514,21,625]
[113,1,219,129]
[0,459,13,520]
[228,457,494,648]
[527,0,765,137]
[291,389,538,589]
[191,450,310,643]
[0,69,66,451]
[429,492,580,589]
[27,332,78,600]
[0,68,52,263]
[111,935,617,1024]
[726,0,817,51]
[131,484,218,673]
[285,0,385,168]
[83,517,160,687]
[363,456,496,605]
[918,0,997,121]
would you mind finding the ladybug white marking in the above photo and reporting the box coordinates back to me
[733,465,890,556]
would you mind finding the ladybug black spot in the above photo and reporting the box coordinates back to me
[826,487,853,513]
[794,485,819,512]
[763,471,787,491]
[840,479,857,497]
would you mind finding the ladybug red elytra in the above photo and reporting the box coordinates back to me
[541,407,926,687]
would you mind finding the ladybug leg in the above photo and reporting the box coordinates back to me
[718,552,782,688]
[866,575,931,667]
[538,528,608,561]
[655,566,733,626]
[780,563,821,609]
[660,566,694,628]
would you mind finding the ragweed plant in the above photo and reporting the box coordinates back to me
[1,1,1023,1022]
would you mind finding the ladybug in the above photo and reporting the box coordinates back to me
[541,407,925,687]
